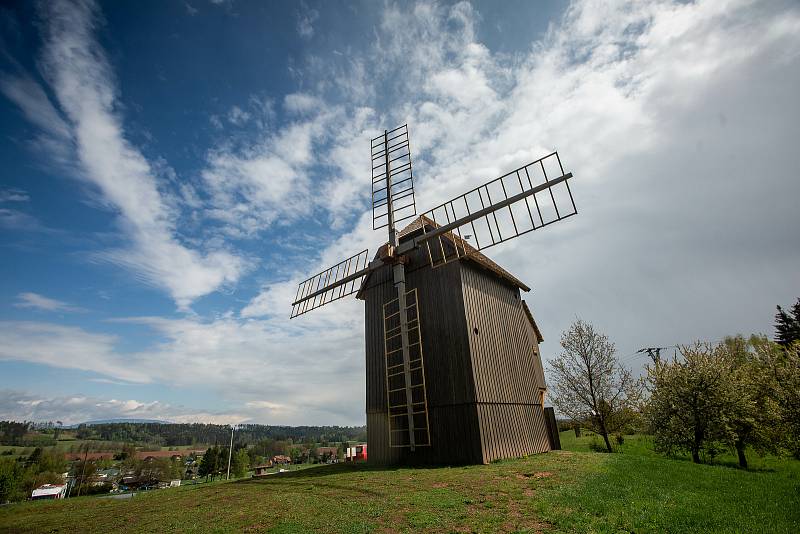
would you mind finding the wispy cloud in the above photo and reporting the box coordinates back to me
[0,321,149,383]
[242,0,800,376]
[0,188,30,203]
[14,292,84,313]
[1,0,249,309]
[297,4,319,39]
[0,389,249,425]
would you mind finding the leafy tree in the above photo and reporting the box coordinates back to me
[720,336,784,468]
[774,298,800,346]
[753,338,800,457]
[232,448,249,478]
[547,319,642,452]
[646,343,740,463]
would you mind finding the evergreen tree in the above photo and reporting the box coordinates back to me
[774,298,800,346]
[198,447,220,481]
[232,449,249,478]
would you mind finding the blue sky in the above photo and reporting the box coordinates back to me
[1,0,799,425]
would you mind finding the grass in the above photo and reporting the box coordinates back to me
[1,433,798,533]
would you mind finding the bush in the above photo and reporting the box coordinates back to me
[589,437,608,453]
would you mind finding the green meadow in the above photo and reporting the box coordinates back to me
[1,431,798,533]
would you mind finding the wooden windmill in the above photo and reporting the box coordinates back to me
[291,125,576,464]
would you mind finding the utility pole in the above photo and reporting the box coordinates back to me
[76,444,89,497]
[637,347,669,365]
[226,425,235,480]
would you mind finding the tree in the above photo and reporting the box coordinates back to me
[774,298,800,346]
[232,448,249,478]
[646,343,740,463]
[198,447,220,481]
[753,338,800,457]
[547,319,642,452]
[720,336,783,468]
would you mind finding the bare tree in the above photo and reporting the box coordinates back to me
[547,319,641,452]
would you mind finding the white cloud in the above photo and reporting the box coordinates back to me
[0,390,248,426]
[297,5,319,39]
[0,208,44,231]
[244,0,800,383]
[2,0,249,309]
[0,313,365,424]
[0,322,149,383]
[14,292,83,313]
[0,188,30,203]
[2,0,799,426]
[227,105,251,125]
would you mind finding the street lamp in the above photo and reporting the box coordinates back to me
[226,424,236,480]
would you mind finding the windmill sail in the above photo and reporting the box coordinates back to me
[406,151,576,268]
[290,249,373,318]
[371,124,417,231]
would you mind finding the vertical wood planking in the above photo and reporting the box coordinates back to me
[362,227,551,465]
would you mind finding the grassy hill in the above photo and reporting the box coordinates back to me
[1,432,798,533]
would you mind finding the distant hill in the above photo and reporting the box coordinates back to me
[76,418,172,427]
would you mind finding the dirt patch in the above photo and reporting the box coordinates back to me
[521,471,553,479]
[432,482,449,489]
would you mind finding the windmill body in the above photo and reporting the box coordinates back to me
[291,124,576,465]
[359,219,550,464]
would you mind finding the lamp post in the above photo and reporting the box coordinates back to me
[226,424,235,480]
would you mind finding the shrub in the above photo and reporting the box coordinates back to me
[589,437,608,453]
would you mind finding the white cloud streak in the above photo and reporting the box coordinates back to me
[3,0,248,309]
[14,292,83,313]
[0,390,248,426]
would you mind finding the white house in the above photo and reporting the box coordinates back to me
[31,484,67,500]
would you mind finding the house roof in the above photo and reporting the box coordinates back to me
[135,449,205,459]
[64,452,115,461]
[31,484,66,497]
[521,300,544,343]
[357,216,530,298]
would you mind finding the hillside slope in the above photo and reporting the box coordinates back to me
[1,438,798,533]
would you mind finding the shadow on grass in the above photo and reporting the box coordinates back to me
[239,461,462,482]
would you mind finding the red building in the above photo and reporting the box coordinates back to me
[346,444,367,462]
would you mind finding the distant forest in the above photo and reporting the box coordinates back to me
[0,421,367,447]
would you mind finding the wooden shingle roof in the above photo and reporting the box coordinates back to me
[357,216,530,298]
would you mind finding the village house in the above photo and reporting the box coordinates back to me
[31,484,67,500]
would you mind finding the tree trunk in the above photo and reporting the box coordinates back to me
[735,441,748,469]
[692,424,703,463]
[598,417,612,452]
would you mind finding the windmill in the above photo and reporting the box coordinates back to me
[291,125,577,464]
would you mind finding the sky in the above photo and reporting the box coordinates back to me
[0,0,798,426]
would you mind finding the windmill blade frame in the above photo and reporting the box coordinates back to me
[290,249,374,318]
[397,151,576,268]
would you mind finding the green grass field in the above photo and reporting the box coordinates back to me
[1,433,798,533]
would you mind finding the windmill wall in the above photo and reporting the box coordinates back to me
[361,243,551,465]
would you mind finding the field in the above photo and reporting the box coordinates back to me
[1,432,798,533]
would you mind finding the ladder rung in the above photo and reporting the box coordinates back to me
[389,409,428,418]
[388,384,425,394]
